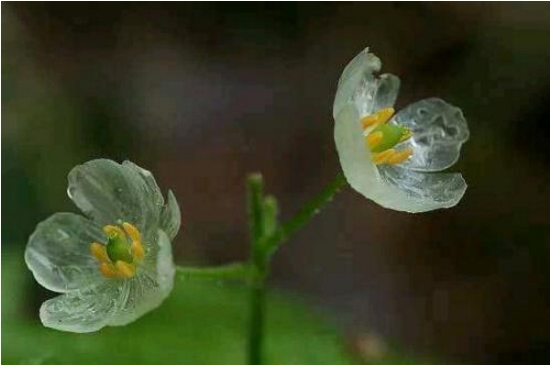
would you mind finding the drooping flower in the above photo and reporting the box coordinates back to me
[25,159,181,332]
[333,48,469,213]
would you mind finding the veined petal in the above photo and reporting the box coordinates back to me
[378,165,467,212]
[40,282,119,333]
[333,48,400,119]
[108,229,175,327]
[67,159,163,242]
[391,98,469,171]
[333,48,381,118]
[373,73,400,112]
[334,105,467,213]
[25,213,104,293]
[160,190,181,242]
[122,160,164,208]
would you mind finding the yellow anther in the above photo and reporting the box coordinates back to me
[94,222,145,279]
[360,107,395,129]
[103,225,125,238]
[123,222,144,261]
[115,261,136,278]
[365,131,383,150]
[90,242,110,263]
[372,149,395,165]
[122,222,141,243]
[387,148,413,165]
[131,240,144,261]
[399,128,412,142]
[100,262,120,278]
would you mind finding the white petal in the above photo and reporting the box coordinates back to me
[25,213,105,293]
[391,98,469,171]
[67,159,163,241]
[108,229,175,327]
[378,165,467,212]
[122,160,165,208]
[333,48,400,119]
[334,105,467,213]
[160,190,181,241]
[373,73,400,112]
[39,282,119,333]
[333,48,380,118]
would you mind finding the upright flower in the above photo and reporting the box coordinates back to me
[25,159,181,332]
[333,48,469,213]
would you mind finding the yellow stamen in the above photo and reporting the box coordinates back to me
[387,148,413,165]
[103,225,125,238]
[365,131,383,150]
[100,262,120,278]
[131,240,144,261]
[90,242,110,263]
[123,222,144,261]
[399,128,412,142]
[122,222,141,242]
[372,149,395,165]
[94,222,145,279]
[115,261,136,278]
[361,107,395,129]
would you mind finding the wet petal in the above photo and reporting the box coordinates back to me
[333,48,381,118]
[334,105,467,213]
[160,190,181,242]
[391,98,469,171]
[122,160,165,208]
[40,282,118,333]
[25,213,104,293]
[378,165,467,212]
[67,159,163,241]
[334,105,378,192]
[109,229,175,326]
[333,48,400,119]
[372,73,400,112]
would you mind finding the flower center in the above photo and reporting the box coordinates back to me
[89,222,144,279]
[360,107,413,165]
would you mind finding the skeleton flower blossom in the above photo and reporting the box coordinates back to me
[25,159,181,332]
[333,48,469,212]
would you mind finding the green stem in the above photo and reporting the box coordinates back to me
[248,280,265,365]
[247,174,267,365]
[245,172,347,365]
[175,263,253,282]
[264,172,347,256]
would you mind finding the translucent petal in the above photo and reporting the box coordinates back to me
[25,213,105,293]
[378,165,467,212]
[160,190,181,242]
[391,98,469,171]
[334,105,467,213]
[333,48,381,118]
[333,48,400,120]
[108,229,175,327]
[372,73,400,112]
[40,282,119,333]
[67,159,163,241]
[122,160,165,208]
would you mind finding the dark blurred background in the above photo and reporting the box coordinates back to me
[3,3,550,364]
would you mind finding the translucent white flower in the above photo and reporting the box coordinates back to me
[333,48,469,213]
[25,159,181,332]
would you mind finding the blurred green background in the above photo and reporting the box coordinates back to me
[3,3,550,364]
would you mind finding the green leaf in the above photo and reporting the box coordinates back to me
[4,250,439,365]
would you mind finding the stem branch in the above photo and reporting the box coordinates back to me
[264,172,347,256]
[176,263,253,282]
